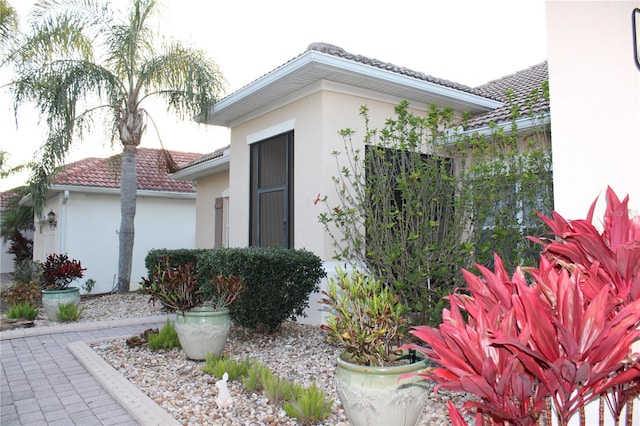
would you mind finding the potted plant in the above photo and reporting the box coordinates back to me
[40,253,85,321]
[319,266,429,426]
[141,257,245,360]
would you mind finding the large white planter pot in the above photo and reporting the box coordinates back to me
[41,287,81,322]
[336,351,429,426]
[174,307,231,360]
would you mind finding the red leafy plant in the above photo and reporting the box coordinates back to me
[40,253,85,290]
[531,186,640,424]
[206,274,246,310]
[401,188,640,426]
[141,256,202,313]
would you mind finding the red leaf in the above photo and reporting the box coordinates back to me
[447,402,470,426]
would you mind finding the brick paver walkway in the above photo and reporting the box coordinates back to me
[0,316,176,425]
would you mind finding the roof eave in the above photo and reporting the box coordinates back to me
[46,185,196,199]
[203,50,503,127]
[439,112,551,147]
[170,152,230,181]
[463,112,551,136]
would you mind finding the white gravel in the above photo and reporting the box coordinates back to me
[34,293,472,425]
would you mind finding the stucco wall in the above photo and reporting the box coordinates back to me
[225,81,433,324]
[226,81,431,257]
[546,0,640,221]
[33,191,196,294]
[546,2,640,424]
[194,171,229,248]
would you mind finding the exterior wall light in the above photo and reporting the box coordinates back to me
[47,210,57,229]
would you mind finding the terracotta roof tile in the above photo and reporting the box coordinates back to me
[466,61,549,129]
[0,190,17,208]
[52,148,202,193]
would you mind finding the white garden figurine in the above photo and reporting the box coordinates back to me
[215,372,233,408]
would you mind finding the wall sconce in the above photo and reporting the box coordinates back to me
[634,8,640,71]
[47,210,57,229]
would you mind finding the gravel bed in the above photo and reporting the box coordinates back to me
[15,293,471,425]
[92,321,470,426]
[30,292,165,326]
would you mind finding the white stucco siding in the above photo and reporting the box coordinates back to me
[32,191,196,294]
[546,0,640,221]
[226,82,433,259]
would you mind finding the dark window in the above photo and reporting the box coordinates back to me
[250,131,294,247]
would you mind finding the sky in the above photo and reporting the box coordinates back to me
[0,0,548,191]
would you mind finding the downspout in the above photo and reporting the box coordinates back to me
[59,190,69,253]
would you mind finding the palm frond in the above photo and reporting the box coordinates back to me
[137,42,226,120]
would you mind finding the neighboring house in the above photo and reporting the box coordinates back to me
[173,42,551,324]
[32,147,202,294]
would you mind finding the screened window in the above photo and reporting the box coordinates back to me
[250,131,294,247]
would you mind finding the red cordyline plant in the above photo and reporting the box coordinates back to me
[208,275,246,310]
[530,186,640,424]
[401,188,640,426]
[40,253,85,290]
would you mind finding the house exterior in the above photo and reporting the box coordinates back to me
[545,2,640,424]
[32,147,202,294]
[546,1,640,220]
[174,42,550,324]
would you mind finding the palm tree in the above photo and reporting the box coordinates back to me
[0,0,17,48]
[8,0,225,293]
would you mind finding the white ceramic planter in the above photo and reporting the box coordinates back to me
[41,287,81,321]
[174,307,231,360]
[336,351,429,426]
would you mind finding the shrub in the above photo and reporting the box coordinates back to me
[41,253,85,290]
[82,278,96,294]
[144,249,207,277]
[197,247,326,333]
[12,259,41,285]
[1,281,41,305]
[282,382,334,426]
[56,302,84,322]
[202,354,253,381]
[402,188,640,426]
[140,257,202,312]
[7,301,39,320]
[261,372,289,405]
[319,266,408,366]
[147,319,181,350]
[201,353,332,424]
[241,361,270,392]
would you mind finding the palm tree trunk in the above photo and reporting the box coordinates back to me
[117,143,137,293]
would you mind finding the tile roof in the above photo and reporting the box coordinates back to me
[0,190,18,208]
[51,148,202,193]
[306,42,495,100]
[466,61,549,129]
[177,145,229,171]
[230,43,548,131]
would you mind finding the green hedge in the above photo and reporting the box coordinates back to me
[144,247,326,333]
[144,249,208,275]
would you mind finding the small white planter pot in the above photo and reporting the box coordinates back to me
[41,287,81,322]
[336,351,429,426]
[174,307,231,360]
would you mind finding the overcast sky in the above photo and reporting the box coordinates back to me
[1,0,548,191]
